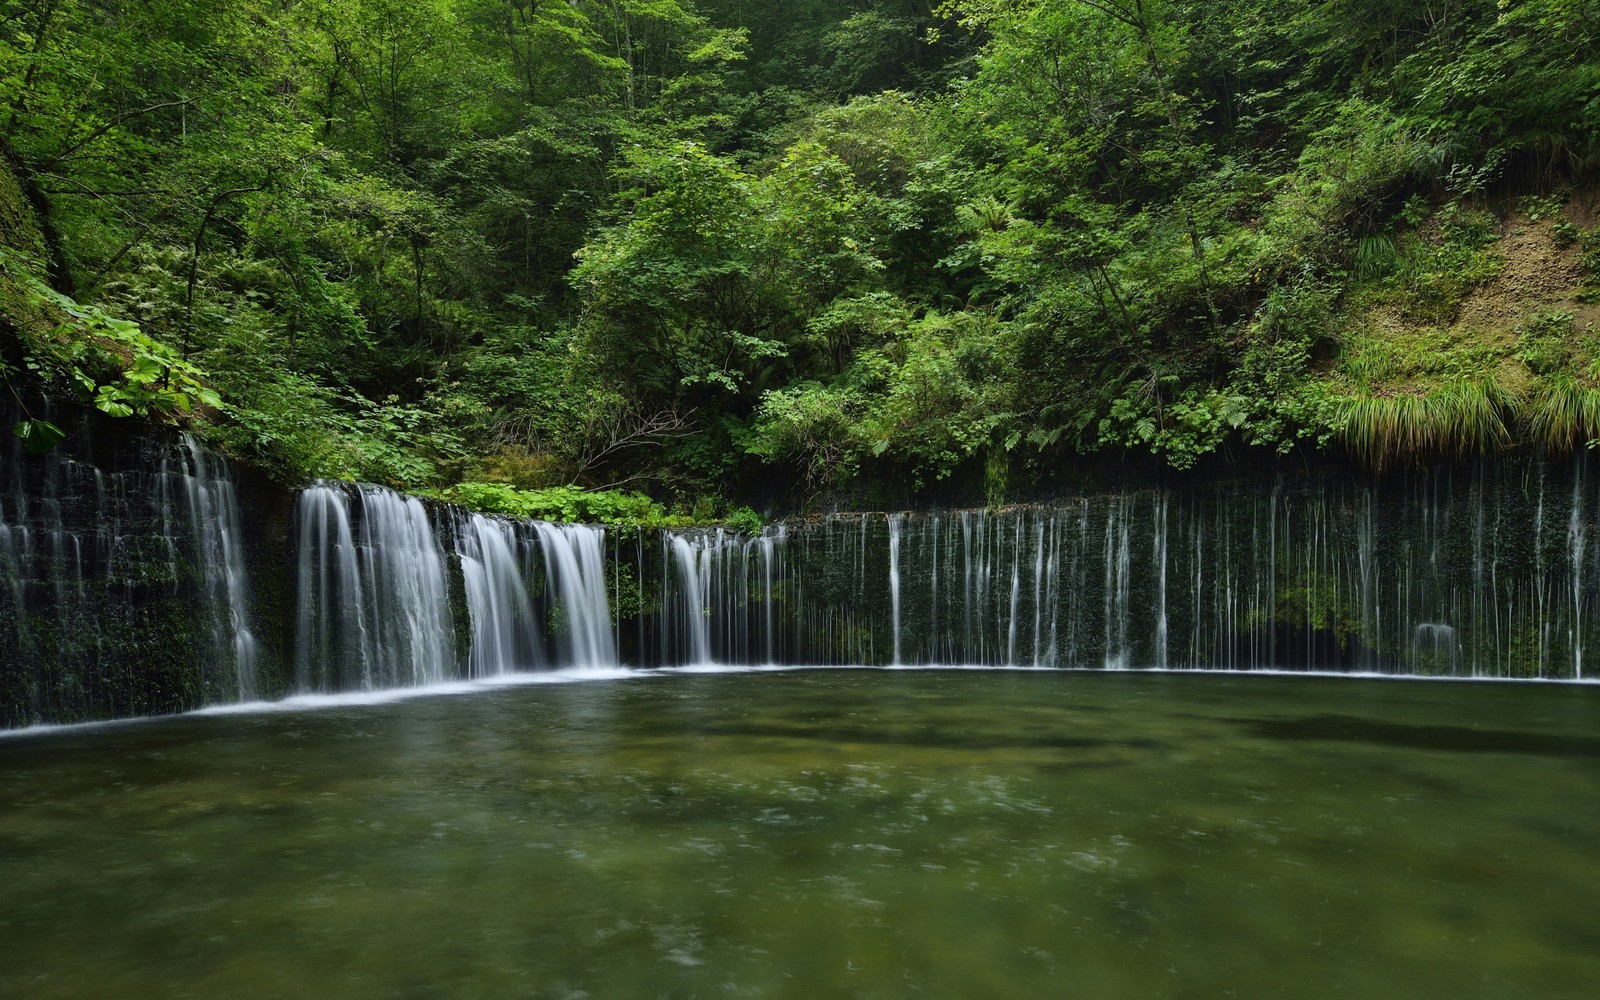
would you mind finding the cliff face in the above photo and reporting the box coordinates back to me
[0,401,297,727]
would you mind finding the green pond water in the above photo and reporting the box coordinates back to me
[1,668,1598,999]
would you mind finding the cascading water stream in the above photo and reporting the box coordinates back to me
[292,491,618,684]
[760,527,783,663]
[1569,466,1587,680]
[176,434,258,699]
[455,513,543,676]
[888,513,903,665]
[534,522,615,669]
[294,483,457,691]
[658,527,800,666]
[667,532,717,665]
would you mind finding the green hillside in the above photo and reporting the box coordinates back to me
[4,1,1600,512]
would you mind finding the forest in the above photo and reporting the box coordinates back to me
[4,0,1600,520]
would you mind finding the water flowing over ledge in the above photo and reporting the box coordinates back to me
[1,414,259,724]
[296,483,456,691]
[5,417,1600,726]
[648,480,1595,678]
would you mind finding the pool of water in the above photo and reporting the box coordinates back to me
[2,668,1598,998]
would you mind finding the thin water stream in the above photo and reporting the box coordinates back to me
[2,669,1596,998]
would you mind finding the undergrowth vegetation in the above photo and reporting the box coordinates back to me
[428,482,762,532]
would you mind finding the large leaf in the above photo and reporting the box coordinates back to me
[13,419,67,455]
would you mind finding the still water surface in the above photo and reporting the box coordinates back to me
[2,668,1598,998]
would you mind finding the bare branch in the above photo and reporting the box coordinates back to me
[44,186,179,197]
[49,98,197,163]
[1071,0,1140,29]
[575,404,697,478]
[592,467,692,492]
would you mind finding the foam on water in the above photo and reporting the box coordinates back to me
[5,662,1596,740]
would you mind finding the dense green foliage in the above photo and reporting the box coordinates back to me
[4,0,1600,510]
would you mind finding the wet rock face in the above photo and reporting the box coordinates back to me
[640,459,1600,679]
[0,404,289,727]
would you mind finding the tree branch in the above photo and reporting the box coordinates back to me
[48,98,197,163]
[575,404,697,478]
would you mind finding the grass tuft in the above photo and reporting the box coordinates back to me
[1338,379,1514,469]
[1526,379,1600,453]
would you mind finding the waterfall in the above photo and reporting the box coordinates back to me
[761,526,782,663]
[667,532,717,665]
[888,513,903,665]
[176,434,258,699]
[0,410,261,725]
[638,460,1600,678]
[1005,516,1021,666]
[657,527,802,666]
[294,483,457,690]
[534,522,615,669]
[1568,467,1587,680]
[295,496,616,683]
[455,513,543,676]
[15,423,1600,730]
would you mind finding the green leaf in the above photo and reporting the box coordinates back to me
[14,419,67,455]
[94,387,136,418]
